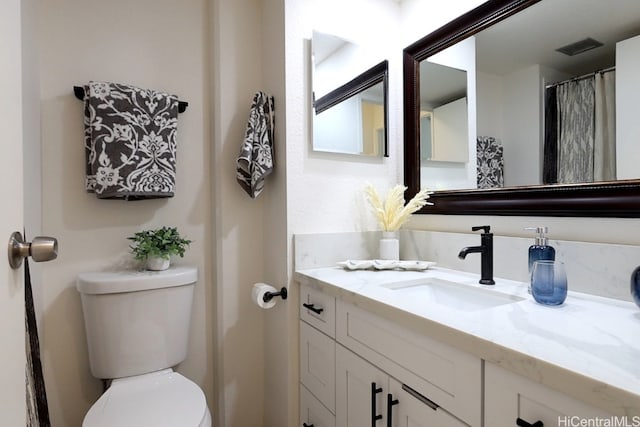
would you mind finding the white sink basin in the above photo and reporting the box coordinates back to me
[382,277,524,311]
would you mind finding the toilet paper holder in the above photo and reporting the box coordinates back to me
[263,287,288,303]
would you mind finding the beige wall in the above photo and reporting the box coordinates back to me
[37,0,213,425]
[261,0,293,425]
[210,0,273,426]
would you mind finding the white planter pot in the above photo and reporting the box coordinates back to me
[146,257,170,271]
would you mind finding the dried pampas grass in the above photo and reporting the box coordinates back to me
[364,184,432,231]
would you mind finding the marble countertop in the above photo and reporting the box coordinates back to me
[294,265,640,416]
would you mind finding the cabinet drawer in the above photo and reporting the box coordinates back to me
[336,300,481,426]
[300,384,335,427]
[485,362,611,426]
[300,283,336,338]
[300,320,336,413]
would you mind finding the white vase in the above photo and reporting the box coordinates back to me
[146,256,170,271]
[379,231,399,260]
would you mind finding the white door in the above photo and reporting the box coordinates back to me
[0,0,27,425]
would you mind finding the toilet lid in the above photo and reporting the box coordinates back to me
[83,370,208,427]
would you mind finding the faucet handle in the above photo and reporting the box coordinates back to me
[471,225,491,234]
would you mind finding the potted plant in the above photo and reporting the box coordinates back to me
[127,226,192,271]
[364,183,432,260]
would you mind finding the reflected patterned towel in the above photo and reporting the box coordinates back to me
[477,136,504,189]
[84,81,179,200]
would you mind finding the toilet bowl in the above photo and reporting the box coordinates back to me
[83,369,211,427]
[77,267,211,427]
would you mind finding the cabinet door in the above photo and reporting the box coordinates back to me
[336,345,388,427]
[485,362,611,426]
[388,378,469,427]
[301,384,336,427]
[300,321,336,413]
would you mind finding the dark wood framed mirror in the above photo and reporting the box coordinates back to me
[404,0,640,217]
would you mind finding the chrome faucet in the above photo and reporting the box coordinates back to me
[458,225,495,285]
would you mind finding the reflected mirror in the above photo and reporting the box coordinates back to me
[314,81,386,156]
[420,61,468,163]
[311,31,389,157]
[404,0,640,216]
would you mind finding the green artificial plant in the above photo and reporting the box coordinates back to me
[127,226,192,261]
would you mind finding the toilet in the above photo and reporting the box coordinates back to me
[76,266,211,427]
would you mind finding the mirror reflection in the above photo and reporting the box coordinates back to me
[311,31,388,157]
[417,0,640,191]
[313,82,385,156]
[420,61,468,163]
[419,37,477,190]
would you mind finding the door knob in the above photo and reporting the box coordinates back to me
[8,231,58,269]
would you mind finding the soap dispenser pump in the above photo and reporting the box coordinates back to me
[525,227,556,273]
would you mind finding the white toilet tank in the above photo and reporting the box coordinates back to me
[76,266,197,379]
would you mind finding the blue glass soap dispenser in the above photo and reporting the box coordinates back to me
[525,227,556,291]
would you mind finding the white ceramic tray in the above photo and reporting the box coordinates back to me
[337,260,436,271]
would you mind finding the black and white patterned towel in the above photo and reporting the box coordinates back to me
[236,91,275,198]
[84,81,179,200]
[477,136,504,189]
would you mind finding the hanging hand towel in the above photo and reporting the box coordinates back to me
[236,91,275,198]
[84,81,179,200]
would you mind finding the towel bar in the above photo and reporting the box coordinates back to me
[73,86,189,113]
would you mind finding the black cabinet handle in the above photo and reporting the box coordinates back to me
[302,423,314,427]
[371,382,383,426]
[302,303,324,315]
[386,393,399,427]
[517,418,544,427]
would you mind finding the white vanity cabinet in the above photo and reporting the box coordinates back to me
[485,362,612,426]
[299,283,481,427]
[296,267,640,425]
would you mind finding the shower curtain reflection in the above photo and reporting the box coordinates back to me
[594,71,616,181]
[543,69,616,184]
[558,77,594,184]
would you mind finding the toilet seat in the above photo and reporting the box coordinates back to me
[83,369,210,427]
